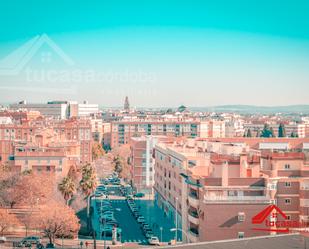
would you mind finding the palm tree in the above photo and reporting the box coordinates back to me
[79,163,97,230]
[79,174,97,196]
[79,163,97,196]
[58,177,76,205]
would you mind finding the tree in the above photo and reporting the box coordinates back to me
[0,170,55,209]
[79,164,97,196]
[0,171,23,208]
[243,130,247,137]
[113,156,123,174]
[246,129,252,137]
[278,123,286,137]
[256,129,261,137]
[92,142,105,160]
[261,124,275,138]
[38,202,80,245]
[111,145,131,180]
[291,131,298,138]
[0,209,19,236]
[58,177,76,205]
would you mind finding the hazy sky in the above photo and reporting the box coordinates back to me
[0,0,309,107]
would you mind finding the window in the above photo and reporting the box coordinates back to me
[269,183,277,190]
[238,232,244,239]
[284,164,290,170]
[285,182,291,187]
[238,212,245,222]
[285,198,291,204]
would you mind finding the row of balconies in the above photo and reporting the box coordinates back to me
[188,209,199,225]
[203,195,270,204]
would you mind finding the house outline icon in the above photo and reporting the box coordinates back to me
[0,33,75,76]
[252,204,287,224]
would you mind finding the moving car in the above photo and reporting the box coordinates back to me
[148,236,160,245]
[0,237,6,243]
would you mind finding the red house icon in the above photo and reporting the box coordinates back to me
[252,205,287,224]
[251,205,289,233]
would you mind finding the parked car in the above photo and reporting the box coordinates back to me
[0,236,6,243]
[106,220,118,226]
[133,212,140,218]
[148,236,160,245]
[102,211,113,215]
[134,192,145,198]
[145,232,154,239]
[18,237,42,247]
[143,224,151,230]
[137,216,145,223]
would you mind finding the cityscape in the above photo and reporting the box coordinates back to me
[1,1,309,249]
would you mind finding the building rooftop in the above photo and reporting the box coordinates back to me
[143,234,306,249]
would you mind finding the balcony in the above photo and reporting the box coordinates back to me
[188,228,199,243]
[204,195,270,204]
[300,199,309,207]
[188,211,199,225]
[188,193,199,208]
[185,178,202,189]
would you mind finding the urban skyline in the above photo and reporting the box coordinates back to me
[1,1,309,248]
[0,1,309,106]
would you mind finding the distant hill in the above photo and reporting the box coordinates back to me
[190,105,309,114]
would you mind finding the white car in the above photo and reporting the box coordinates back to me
[0,236,6,243]
[148,236,160,245]
[137,216,145,223]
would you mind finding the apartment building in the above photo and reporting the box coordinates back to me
[153,137,309,243]
[10,100,99,119]
[183,153,270,242]
[52,118,92,163]
[129,136,176,194]
[102,122,111,148]
[111,119,226,148]
[10,101,69,119]
[208,120,226,138]
[244,123,307,138]
[261,150,309,225]
[13,140,80,178]
[153,140,214,241]
[0,110,41,122]
[0,116,93,175]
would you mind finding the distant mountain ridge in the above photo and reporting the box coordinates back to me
[190,105,309,114]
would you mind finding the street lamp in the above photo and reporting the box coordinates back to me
[175,197,178,242]
[87,193,95,230]
[170,228,190,243]
[160,227,163,242]
[99,196,107,249]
